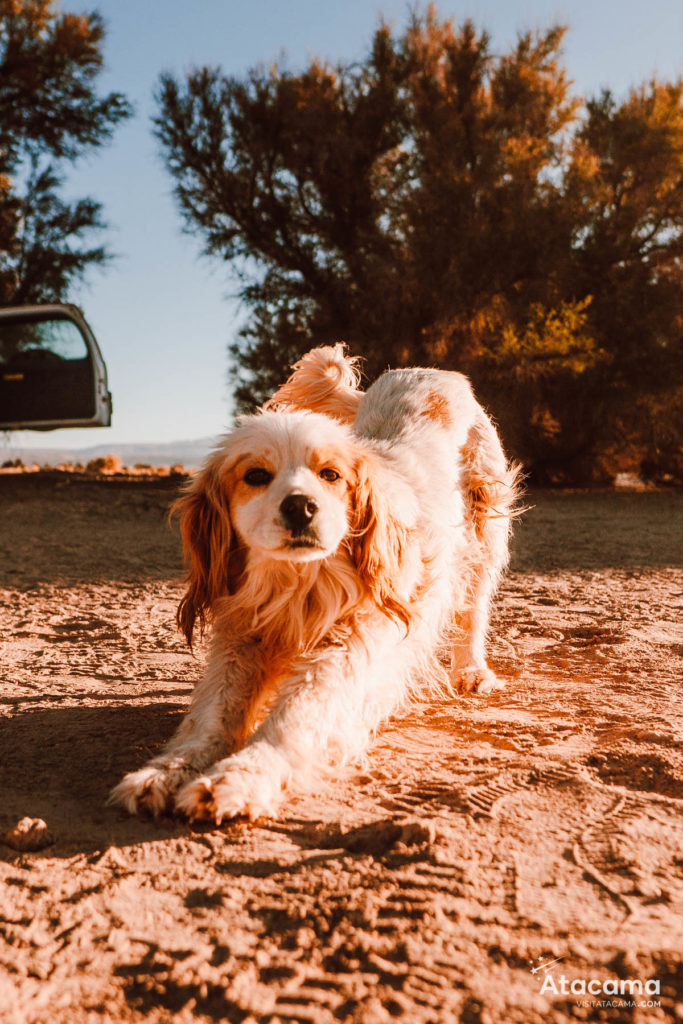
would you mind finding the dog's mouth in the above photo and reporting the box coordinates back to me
[284,536,322,550]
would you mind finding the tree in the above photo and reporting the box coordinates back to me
[563,84,683,480]
[155,6,682,482]
[0,0,131,304]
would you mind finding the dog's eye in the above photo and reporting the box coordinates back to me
[319,468,340,483]
[244,467,273,487]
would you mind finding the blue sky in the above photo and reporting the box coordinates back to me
[4,0,682,453]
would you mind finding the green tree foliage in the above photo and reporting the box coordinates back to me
[0,0,131,304]
[156,7,683,482]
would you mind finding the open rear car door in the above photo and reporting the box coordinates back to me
[0,304,112,430]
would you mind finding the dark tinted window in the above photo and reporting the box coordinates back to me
[0,315,89,364]
[0,314,95,422]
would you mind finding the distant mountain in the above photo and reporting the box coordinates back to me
[0,436,220,469]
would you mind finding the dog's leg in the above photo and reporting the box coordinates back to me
[449,558,506,694]
[175,629,407,823]
[109,641,270,817]
[450,413,518,695]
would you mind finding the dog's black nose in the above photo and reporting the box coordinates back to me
[280,493,318,534]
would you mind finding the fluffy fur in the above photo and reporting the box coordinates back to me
[110,347,521,823]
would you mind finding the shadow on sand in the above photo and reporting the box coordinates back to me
[0,703,191,857]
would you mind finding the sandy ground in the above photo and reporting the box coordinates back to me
[0,473,681,1024]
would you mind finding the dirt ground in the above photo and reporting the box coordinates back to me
[0,473,681,1024]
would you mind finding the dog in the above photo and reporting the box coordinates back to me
[110,345,521,822]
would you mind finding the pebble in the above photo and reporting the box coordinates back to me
[2,817,55,852]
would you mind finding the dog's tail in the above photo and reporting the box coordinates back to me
[464,410,526,564]
[264,343,363,423]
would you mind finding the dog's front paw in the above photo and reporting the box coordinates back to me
[452,665,505,695]
[108,766,175,818]
[176,753,285,824]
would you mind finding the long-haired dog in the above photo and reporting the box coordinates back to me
[111,346,521,822]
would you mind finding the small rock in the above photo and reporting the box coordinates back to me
[2,817,54,852]
[633,877,663,899]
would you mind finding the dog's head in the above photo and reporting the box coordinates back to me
[174,409,411,645]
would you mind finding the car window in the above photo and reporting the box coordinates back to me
[0,315,90,365]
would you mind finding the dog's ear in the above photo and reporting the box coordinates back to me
[172,458,238,646]
[350,451,412,630]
